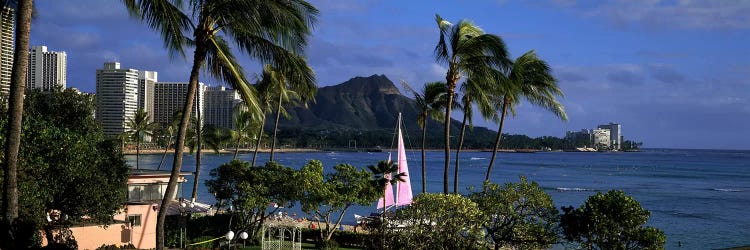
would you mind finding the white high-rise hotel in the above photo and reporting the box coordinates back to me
[27,45,67,91]
[153,81,205,128]
[96,62,140,136]
[204,86,241,129]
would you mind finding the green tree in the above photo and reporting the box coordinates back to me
[1,89,130,247]
[470,177,559,250]
[1,0,32,246]
[389,193,485,250]
[560,190,666,250]
[251,71,276,167]
[123,1,317,248]
[157,111,181,170]
[454,76,496,193]
[485,50,567,187]
[262,62,316,162]
[401,81,446,194]
[433,14,511,193]
[206,160,301,241]
[368,160,406,249]
[299,161,379,242]
[126,108,158,170]
[232,107,258,160]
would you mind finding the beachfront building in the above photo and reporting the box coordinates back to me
[26,45,67,91]
[153,81,206,128]
[565,129,593,147]
[41,170,200,249]
[0,2,15,103]
[96,62,140,137]
[598,123,622,150]
[138,71,157,123]
[592,128,611,150]
[204,85,241,129]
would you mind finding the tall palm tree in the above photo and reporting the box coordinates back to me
[263,61,316,162]
[401,81,447,193]
[123,1,317,248]
[454,77,496,193]
[1,0,32,246]
[126,108,158,170]
[433,14,511,193]
[485,50,567,188]
[232,107,258,160]
[251,72,276,167]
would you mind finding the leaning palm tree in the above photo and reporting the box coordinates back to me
[2,1,32,241]
[126,108,159,170]
[157,111,182,170]
[232,107,258,160]
[401,81,447,193]
[123,1,317,248]
[433,14,511,193]
[454,77,497,193]
[251,72,276,167]
[264,62,315,162]
[485,50,567,189]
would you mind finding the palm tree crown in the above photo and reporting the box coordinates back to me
[402,81,447,193]
[126,108,158,170]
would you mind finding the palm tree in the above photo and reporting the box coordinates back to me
[454,77,497,193]
[251,72,275,167]
[186,118,232,200]
[433,14,511,193]
[368,159,406,248]
[157,111,182,170]
[263,62,316,162]
[232,107,258,160]
[401,81,447,193]
[485,50,567,188]
[126,108,158,170]
[123,1,318,248]
[1,0,32,245]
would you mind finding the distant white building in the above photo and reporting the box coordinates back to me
[204,86,241,129]
[598,123,622,150]
[0,4,15,102]
[592,128,611,150]
[27,45,67,91]
[138,71,157,123]
[153,82,205,128]
[96,62,139,137]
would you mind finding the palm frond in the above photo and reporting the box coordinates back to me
[122,0,192,59]
[205,35,262,117]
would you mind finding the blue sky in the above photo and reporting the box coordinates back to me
[30,0,750,149]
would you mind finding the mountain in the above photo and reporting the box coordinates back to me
[269,74,500,149]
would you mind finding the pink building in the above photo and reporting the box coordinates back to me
[42,170,200,250]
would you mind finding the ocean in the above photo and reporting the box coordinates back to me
[127,148,750,249]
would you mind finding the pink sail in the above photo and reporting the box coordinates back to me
[395,119,413,206]
[377,172,395,209]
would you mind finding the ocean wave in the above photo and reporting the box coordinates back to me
[712,188,743,192]
[470,157,486,160]
[555,187,596,192]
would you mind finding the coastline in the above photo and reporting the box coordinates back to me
[123,147,639,155]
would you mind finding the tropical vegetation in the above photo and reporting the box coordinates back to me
[125,108,158,170]
[401,81,446,194]
[123,0,318,248]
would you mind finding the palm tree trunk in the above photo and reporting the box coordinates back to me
[156,44,207,250]
[270,94,282,162]
[454,112,468,193]
[191,106,202,201]
[233,135,241,160]
[136,139,141,170]
[443,82,456,194]
[157,137,171,170]
[484,98,509,192]
[421,117,427,194]
[251,114,266,167]
[2,2,31,245]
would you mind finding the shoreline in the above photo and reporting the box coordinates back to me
[123,147,639,155]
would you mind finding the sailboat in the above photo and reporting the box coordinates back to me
[355,113,413,226]
[377,113,413,209]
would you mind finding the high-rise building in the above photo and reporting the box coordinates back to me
[598,123,622,150]
[138,71,157,123]
[153,82,205,128]
[96,62,140,137]
[566,129,593,147]
[592,128,611,149]
[27,46,67,91]
[0,3,15,102]
[204,86,241,129]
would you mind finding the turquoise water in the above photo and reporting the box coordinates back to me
[127,149,750,249]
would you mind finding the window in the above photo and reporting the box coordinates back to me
[127,214,142,227]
